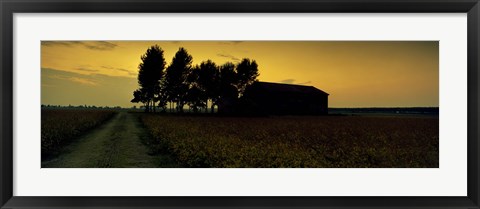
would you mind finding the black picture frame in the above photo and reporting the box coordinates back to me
[1,0,479,208]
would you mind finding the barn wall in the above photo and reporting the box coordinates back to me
[222,82,329,115]
[247,92,328,115]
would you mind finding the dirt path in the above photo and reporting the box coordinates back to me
[42,112,177,168]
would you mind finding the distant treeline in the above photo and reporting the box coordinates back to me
[41,104,124,109]
[131,45,259,113]
[329,107,439,115]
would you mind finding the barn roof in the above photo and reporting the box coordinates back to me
[247,81,329,96]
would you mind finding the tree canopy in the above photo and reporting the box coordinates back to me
[132,45,166,112]
[132,45,259,114]
[164,47,193,112]
[236,58,259,96]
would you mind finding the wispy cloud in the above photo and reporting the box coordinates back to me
[279,79,296,84]
[101,66,136,76]
[297,81,312,85]
[69,77,98,86]
[75,67,99,73]
[84,41,117,50]
[41,84,56,88]
[217,53,240,61]
[49,74,98,86]
[42,41,118,51]
[41,42,72,47]
[279,79,312,85]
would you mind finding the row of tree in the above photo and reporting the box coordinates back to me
[131,45,259,113]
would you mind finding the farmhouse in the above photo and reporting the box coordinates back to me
[238,81,329,115]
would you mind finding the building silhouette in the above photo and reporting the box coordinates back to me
[219,81,329,115]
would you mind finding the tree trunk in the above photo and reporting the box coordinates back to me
[205,103,208,113]
[152,100,156,113]
[179,102,184,113]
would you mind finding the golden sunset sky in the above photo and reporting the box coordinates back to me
[41,41,438,108]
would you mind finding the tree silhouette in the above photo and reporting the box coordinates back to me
[219,62,238,99]
[185,65,207,113]
[236,58,259,96]
[131,46,260,114]
[165,47,193,113]
[186,86,205,113]
[156,83,168,112]
[197,60,219,113]
[133,45,166,112]
[131,89,149,111]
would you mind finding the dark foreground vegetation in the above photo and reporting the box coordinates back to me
[41,108,439,168]
[329,107,439,115]
[140,114,439,168]
[41,109,116,158]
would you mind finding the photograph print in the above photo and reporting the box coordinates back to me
[41,41,439,168]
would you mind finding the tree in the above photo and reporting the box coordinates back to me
[155,83,168,112]
[165,47,193,113]
[197,60,219,113]
[186,86,206,113]
[185,65,207,113]
[219,62,238,99]
[131,89,149,112]
[216,62,239,114]
[235,58,259,96]
[133,45,166,112]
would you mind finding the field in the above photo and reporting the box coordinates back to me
[41,109,116,158]
[140,115,439,168]
[40,109,439,168]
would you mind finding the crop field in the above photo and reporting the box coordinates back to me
[41,109,116,158]
[140,115,439,168]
